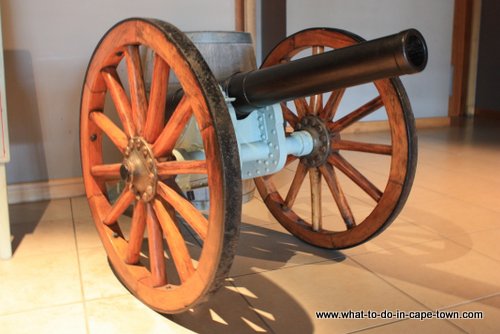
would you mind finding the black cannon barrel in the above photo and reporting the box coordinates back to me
[224,29,427,117]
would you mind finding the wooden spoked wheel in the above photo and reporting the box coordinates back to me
[254,28,417,249]
[80,18,241,313]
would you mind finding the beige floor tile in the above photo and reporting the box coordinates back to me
[230,222,344,277]
[170,282,272,333]
[399,185,500,237]
[70,196,93,220]
[352,239,500,310]
[9,198,72,225]
[10,218,76,258]
[74,217,102,250]
[79,247,129,301]
[241,197,279,227]
[0,303,87,334]
[86,294,193,334]
[445,228,500,263]
[0,251,82,314]
[233,259,426,334]
[342,220,442,256]
[86,285,271,334]
[356,318,465,334]
[412,163,500,212]
[446,294,500,333]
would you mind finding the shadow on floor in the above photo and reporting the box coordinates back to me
[8,200,50,254]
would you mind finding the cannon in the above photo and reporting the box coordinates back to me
[80,18,427,313]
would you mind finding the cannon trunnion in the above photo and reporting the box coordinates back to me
[80,18,427,313]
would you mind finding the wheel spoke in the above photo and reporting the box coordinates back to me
[329,96,384,132]
[310,46,325,115]
[144,53,169,142]
[281,102,298,127]
[320,88,345,121]
[319,163,356,229]
[125,45,147,134]
[332,139,392,155]
[156,182,208,240]
[125,201,147,264]
[309,167,322,231]
[89,111,128,152]
[146,204,167,287]
[153,199,195,283]
[157,160,208,176]
[294,98,309,119]
[101,67,135,136]
[91,163,121,180]
[284,162,308,208]
[152,96,193,157]
[103,188,135,225]
[328,154,383,202]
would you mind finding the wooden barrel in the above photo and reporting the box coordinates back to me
[175,31,257,209]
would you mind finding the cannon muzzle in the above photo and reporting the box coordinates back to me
[224,29,427,117]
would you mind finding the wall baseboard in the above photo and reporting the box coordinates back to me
[342,116,450,133]
[7,177,85,204]
[6,117,450,204]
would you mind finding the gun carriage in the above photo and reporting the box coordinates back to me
[80,18,427,313]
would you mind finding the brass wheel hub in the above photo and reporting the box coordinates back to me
[121,137,158,202]
[297,115,331,168]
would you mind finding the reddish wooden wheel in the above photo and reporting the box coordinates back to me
[80,18,241,313]
[254,28,417,249]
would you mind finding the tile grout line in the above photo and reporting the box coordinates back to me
[228,257,343,279]
[438,291,500,311]
[347,256,470,334]
[70,197,91,334]
[227,279,277,334]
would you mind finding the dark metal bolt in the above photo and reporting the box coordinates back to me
[90,134,97,142]
[120,164,130,181]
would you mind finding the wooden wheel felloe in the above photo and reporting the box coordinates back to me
[254,28,417,249]
[80,18,241,313]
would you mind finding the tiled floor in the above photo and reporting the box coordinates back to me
[2,118,500,333]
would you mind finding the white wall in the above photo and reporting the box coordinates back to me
[1,0,234,184]
[2,0,454,185]
[287,0,454,120]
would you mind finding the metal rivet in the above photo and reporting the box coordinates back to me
[115,51,123,57]
[90,134,97,142]
[112,232,119,238]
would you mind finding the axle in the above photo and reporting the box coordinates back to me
[224,29,427,117]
